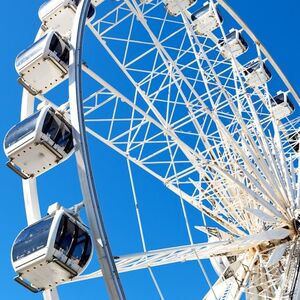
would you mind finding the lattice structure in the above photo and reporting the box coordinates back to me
[15,0,300,299]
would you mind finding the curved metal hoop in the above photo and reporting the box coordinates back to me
[68,0,125,299]
[20,1,125,300]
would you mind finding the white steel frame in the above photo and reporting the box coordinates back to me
[68,0,125,299]
[18,0,300,299]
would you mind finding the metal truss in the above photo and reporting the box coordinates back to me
[67,227,291,279]
[19,0,300,299]
[72,0,300,298]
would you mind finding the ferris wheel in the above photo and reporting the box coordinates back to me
[4,0,300,299]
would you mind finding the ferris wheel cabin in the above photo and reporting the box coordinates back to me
[15,30,69,95]
[12,207,92,293]
[270,92,295,120]
[4,106,74,179]
[191,2,223,36]
[244,59,272,88]
[218,29,248,59]
[163,0,196,17]
[39,0,96,37]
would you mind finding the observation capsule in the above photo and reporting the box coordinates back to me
[191,2,223,35]
[39,0,96,37]
[218,29,248,59]
[4,106,74,179]
[12,207,92,293]
[15,30,69,95]
[163,0,196,17]
[244,59,272,88]
[270,92,295,120]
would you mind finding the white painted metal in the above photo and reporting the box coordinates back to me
[192,2,222,35]
[15,31,69,95]
[73,0,299,298]
[271,92,295,120]
[218,0,300,106]
[68,0,126,299]
[218,29,248,59]
[66,227,290,282]
[20,28,60,300]
[244,60,272,88]
[12,208,92,289]
[4,106,74,178]
[15,0,300,299]
[39,0,96,36]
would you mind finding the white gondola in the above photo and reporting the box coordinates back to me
[244,59,272,88]
[12,206,92,293]
[39,0,96,37]
[15,30,69,95]
[218,29,248,59]
[191,2,223,35]
[4,106,74,179]
[270,91,295,120]
[163,0,196,17]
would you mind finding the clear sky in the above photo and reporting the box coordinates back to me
[0,1,299,300]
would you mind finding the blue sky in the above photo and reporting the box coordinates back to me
[0,1,299,300]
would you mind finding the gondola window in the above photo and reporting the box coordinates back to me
[5,111,40,148]
[12,217,53,261]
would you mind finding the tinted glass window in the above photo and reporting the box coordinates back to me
[49,34,69,65]
[60,48,69,65]
[219,31,238,47]
[12,217,53,262]
[272,94,285,106]
[240,34,248,49]
[65,137,74,154]
[49,34,63,58]
[5,111,40,149]
[245,61,259,74]
[54,130,63,146]
[70,228,86,265]
[56,126,72,149]
[80,234,92,267]
[42,112,60,141]
[68,227,92,267]
[54,216,76,256]
[264,64,272,78]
